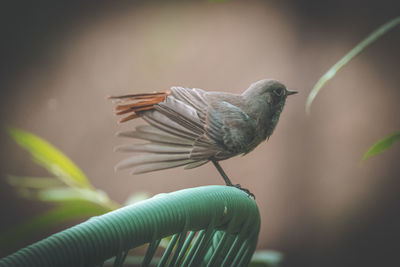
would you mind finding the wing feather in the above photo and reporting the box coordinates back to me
[114,87,256,173]
[132,159,197,174]
[114,143,192,154]
[115,153,191,170]
[116,129,193,145]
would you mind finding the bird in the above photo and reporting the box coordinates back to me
[109,79,297,197]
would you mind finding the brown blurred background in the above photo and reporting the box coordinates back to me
[1,0,400,266]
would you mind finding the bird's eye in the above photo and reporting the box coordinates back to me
[273,88,284,96]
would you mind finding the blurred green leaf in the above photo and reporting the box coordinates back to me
[7,176,120,213]
[7,176,65,201]
[7,127,92,189]
[0,200,112,248]
[37,187,119,209]
[306,16,400,114]
[249,250,284,267]
[2,127,125,250]
[124,192,150,206]
[7,175,63,189]
[159,235,173,249]
[362,131,400,161]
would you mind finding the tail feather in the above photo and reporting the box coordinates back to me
[184,160,209,169]
[114,143,193,154]
[109,91,170,100]
[109,91,170,123]
[115,153,191,170]
[115,98,164,112]
[119,113,141,123]
[132,159,197,174]
[116,129,193,145]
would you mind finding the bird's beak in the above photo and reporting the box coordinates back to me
[286,90,298,96]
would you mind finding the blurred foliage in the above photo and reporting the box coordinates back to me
[248,250,284,267]
[1,128,124,248]
[305,16,400,160]
[124,191,151,206]
[306,16,400,114]
[7,127,92,188]
[362,131,400,161]
[1,201,110,246]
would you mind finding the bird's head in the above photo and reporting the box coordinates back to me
[243,79,297,109]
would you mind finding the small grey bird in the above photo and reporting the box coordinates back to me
[109,79,297,196]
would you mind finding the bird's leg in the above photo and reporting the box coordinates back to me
[211,160,255,199]
[212,160,233,186]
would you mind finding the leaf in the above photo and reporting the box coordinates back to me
[7,175,63,189]
[36,187,120,210]
[362,131,400,161]
[124,192,150,206]
[0,200,112,249]
[7,127,92,189]
[249,250,284,267]
[306,16,400,114]
[7,177,120,213]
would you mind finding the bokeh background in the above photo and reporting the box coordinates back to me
[1,0,400,266]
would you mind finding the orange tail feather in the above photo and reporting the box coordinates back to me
[108,90,170,123]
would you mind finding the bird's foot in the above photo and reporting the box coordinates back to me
[230,184,255,199]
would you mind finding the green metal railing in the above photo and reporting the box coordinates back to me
[0,185,260,267]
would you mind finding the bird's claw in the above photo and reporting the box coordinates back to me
[231,184,255,199]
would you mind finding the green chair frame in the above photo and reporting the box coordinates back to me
[0,185,260,267]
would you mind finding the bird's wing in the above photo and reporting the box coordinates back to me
[201,100,258,159]
[155,87,258,158]
[114,87,214,174]
[114,87,257,173]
